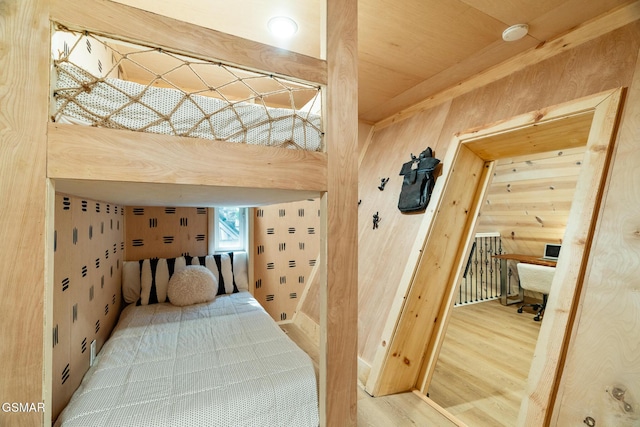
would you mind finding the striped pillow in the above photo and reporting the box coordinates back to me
[185,253,238,297]
[122,252,248,305]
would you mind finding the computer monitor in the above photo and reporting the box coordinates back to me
[543,243,561,260]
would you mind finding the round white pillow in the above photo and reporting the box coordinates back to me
[167,265,218,307]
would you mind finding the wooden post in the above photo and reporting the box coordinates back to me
[320,0,358,425]
[0,1,50,426]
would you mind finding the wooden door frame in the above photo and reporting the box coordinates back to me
[365,88,625,425]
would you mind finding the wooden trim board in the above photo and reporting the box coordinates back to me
[48,124,328,193]
[417,159,496,391]
[44,179,56,422]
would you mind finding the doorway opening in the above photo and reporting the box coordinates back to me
[427,143,586,425]
[366,88,624,425]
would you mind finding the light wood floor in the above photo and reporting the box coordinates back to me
[427,299,542,426]
[281,323,458,426]
[282,298,540,426]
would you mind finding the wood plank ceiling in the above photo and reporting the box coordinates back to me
[112,0,635,124]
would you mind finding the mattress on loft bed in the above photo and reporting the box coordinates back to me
[55,291,319,427]
[53,61,323,151]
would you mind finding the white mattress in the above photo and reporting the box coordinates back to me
[55,292,319,427]
[53,62,323,151]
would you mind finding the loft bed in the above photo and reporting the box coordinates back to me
[47,0,358,426]
[52,31,323,151]
[48,2,329,208]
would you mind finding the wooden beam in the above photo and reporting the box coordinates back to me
[50,0,327,86]
[374,1,640,130]
[48,123,327,193]
[320,0,359,425]
[0,1,50,426]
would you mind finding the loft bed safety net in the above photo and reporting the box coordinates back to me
[51,26,324,151]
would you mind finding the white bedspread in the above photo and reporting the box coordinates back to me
[55,292,319,427]
[54,62,323,151]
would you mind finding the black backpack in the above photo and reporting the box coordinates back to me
[398,147,440,213]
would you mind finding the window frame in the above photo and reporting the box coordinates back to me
[208,207,248,253]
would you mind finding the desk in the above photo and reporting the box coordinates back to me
[492,254,557,305]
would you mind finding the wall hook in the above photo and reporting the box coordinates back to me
[378,177,390,191]
[372,212,380,229]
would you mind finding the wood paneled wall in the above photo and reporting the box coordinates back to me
[253,199,320,322]
[52,194,124,421]
[475,146,586,283]
[356,20,640,379]
[124,206,208,261]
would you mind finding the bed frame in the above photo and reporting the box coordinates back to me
[39,0,358,425]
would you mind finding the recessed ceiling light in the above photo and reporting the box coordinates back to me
[502,24,529,42]
[268,16,298,38]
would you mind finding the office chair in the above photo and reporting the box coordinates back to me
[516,263,556,321]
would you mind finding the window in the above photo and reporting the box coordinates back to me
[211,207,247,252]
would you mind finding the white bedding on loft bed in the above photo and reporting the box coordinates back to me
[54,291,319,427]
[53,61,323,151]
